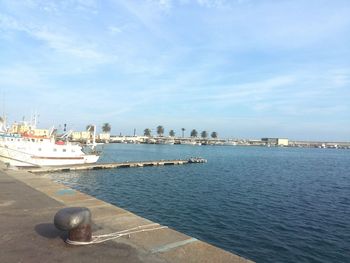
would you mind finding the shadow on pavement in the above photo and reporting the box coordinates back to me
[35,223,67,241]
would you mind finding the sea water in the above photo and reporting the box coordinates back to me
[51,144,350,263]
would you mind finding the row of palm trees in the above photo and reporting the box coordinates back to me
[144,126,218,139]
[86,123,111,133]
[85,124,218,139]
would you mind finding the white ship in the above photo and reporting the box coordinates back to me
[180,140,201,145]
[0,118,100,167]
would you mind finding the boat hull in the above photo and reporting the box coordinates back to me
[0,145,99,167]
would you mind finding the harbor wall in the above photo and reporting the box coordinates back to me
[0,163,252,263]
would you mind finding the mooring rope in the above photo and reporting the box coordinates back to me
[66,223,168,245]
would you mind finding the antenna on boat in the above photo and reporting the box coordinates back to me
[34,111,38,128]
[61,130,72,139]
[0,90,9,132]
[49,126,56,137]
[1,88,4,119]
[92,125,97,149]
[0,115,4,132]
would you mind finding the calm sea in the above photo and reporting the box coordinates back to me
[51,144,350,262]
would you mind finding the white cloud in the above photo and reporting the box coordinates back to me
[328,69,350,88]
[0,66,45,90]
[0,13,24,31]
[0,0,349,140]
[31,29,106,60]
[73,0,98,11]
[153,0,173,10]
[0,13,108,63]
[108,25,123,34]
[206,75,296,103]
[196,0,228,8]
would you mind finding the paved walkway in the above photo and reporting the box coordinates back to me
[0,165,252,263]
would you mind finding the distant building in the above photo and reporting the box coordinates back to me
[109,135,147,143]
[277,138,289,146]
[9,123,49,137]
[32,128,50,137]
[71,131,91,141]
[99,133,111,141]
[261,138,289,146]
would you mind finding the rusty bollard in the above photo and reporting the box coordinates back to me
[54,207,92,243]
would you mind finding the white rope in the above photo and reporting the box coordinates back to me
[66,223,168,245]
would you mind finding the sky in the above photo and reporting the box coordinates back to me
[0,0,349,141]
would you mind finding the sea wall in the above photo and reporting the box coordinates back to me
[0,163,252,263]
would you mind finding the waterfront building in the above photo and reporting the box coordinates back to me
[9,123,49,137]
[71,131,91,141]
[98,133,111,141]
[261,138,289,146]
[277,138,289,146]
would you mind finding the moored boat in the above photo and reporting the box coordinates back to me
[0,118,100,167]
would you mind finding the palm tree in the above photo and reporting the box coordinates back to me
[102,123,111,133]
[181,128,185,138]
[156,125,164,137]
[86,124,95,133]
[144,128,151,137]
[169,130,175,137]
[211,132,218,139]
[201,131,208,139]
[190,129,198,138]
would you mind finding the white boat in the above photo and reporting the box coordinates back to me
[223,141,237,146]
[0,119,100,167]
[180,140,200,145]
[155,138,175,145]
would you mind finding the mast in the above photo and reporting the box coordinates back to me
[1,89,4,120]
[92,125,96,149]
[0,89,7,131]
[34,112,37,128]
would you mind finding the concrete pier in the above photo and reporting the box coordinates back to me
[23,158,207,173]
[0,162,253,263]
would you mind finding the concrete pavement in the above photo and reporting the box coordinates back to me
[0,164,253,263]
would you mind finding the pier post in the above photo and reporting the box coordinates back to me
[54,207,92,243]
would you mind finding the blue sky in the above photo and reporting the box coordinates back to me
[0,0,349,140]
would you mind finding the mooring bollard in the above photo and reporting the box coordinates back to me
[54,207,92,243]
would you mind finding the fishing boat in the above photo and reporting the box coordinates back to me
[180,140,201,145]
[0,118,100,167]
[155,138,175,145]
